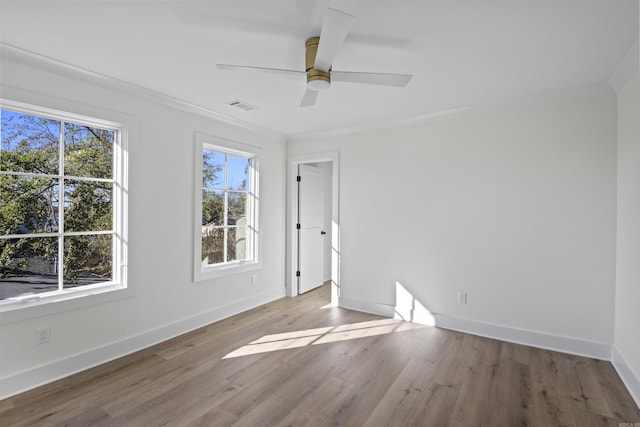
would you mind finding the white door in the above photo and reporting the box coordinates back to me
[298,164,324,294]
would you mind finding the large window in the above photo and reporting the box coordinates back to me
[0,99,128,315]
[194,134,259,281]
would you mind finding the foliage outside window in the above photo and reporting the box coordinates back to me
[195,136,259,281]
[0,103,126,304]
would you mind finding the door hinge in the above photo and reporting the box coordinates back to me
[296,175,301,182]
[296,271,301,277]
[296,223,301,230]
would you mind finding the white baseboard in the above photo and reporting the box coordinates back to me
[434,314,611,360]
[339,296,395,318]
[612,346,640,410]
[0,287,285,400]
[338,296,611,361]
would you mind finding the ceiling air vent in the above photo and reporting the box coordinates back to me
[226,100,257,111]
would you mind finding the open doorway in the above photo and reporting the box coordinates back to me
[297,162,331,294]
[287,152,339,305]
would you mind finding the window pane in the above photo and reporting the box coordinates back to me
[0,236,59,300]
[202,227,224,265]
[1,175,59,234]
[203,150,224,189]
[64,123,113,179]
[197,142,257,272]
[202,189,224,226]
[227,227,247,262]
[227,192,248,225]
[63,234,112,287]
[228,155,250,191]
[0,109,60,175]
[64,180,112,232]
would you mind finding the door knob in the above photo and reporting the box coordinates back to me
[321,231,326,235]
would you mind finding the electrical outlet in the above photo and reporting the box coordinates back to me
[35,326,50,344]
[457,291,467,304]
[252,274,257,285]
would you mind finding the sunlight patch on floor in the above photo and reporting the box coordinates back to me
[223,318,428,359]
[251,326,334,344]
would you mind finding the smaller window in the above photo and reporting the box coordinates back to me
[194,134,260,281]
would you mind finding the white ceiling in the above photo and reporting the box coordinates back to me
[1,0,638,138]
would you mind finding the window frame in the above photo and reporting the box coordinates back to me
[0,95,131,324]
[193,133,261,282]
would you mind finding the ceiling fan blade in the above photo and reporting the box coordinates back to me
[300,88,318,107]
[331,71,413,87]
[314,8,355,72]
[217,64,304,77]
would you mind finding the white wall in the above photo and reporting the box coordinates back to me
[320,161,333,281]
[289,92,618,345]
[0,55,286,395]
[614,68,640,401]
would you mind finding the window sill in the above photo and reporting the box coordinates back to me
[194,260,261,282]
[0,284,134,325]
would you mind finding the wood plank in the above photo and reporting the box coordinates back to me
[499,340,532,365]
[560,355,615,419]
[450,346,498,424]
[329,331,417,426]
[479,360,530,426]
[278,376,358,426]
[406,382,461,426]
[362,356,438,426]
[592,358,640,421]
[231,347,349,426]
[529,347,577,426]
[184,407,238,427]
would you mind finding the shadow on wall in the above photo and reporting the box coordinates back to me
[394,281,437,326]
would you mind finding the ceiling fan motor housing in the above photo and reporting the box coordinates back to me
[305,37,330,90]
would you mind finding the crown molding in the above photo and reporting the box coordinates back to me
[287,84,614,143]
[0,43,287,143]
[1,41,625,146]
[608,39,639,92]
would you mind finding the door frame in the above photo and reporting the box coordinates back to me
[286,152,340,305]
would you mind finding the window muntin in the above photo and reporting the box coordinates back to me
[1,104,126,303]
[195,136,259,281]
[201,149,253,265]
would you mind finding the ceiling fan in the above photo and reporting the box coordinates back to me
[217,7,413,107]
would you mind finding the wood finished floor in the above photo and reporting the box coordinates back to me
[1,285,639,427]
